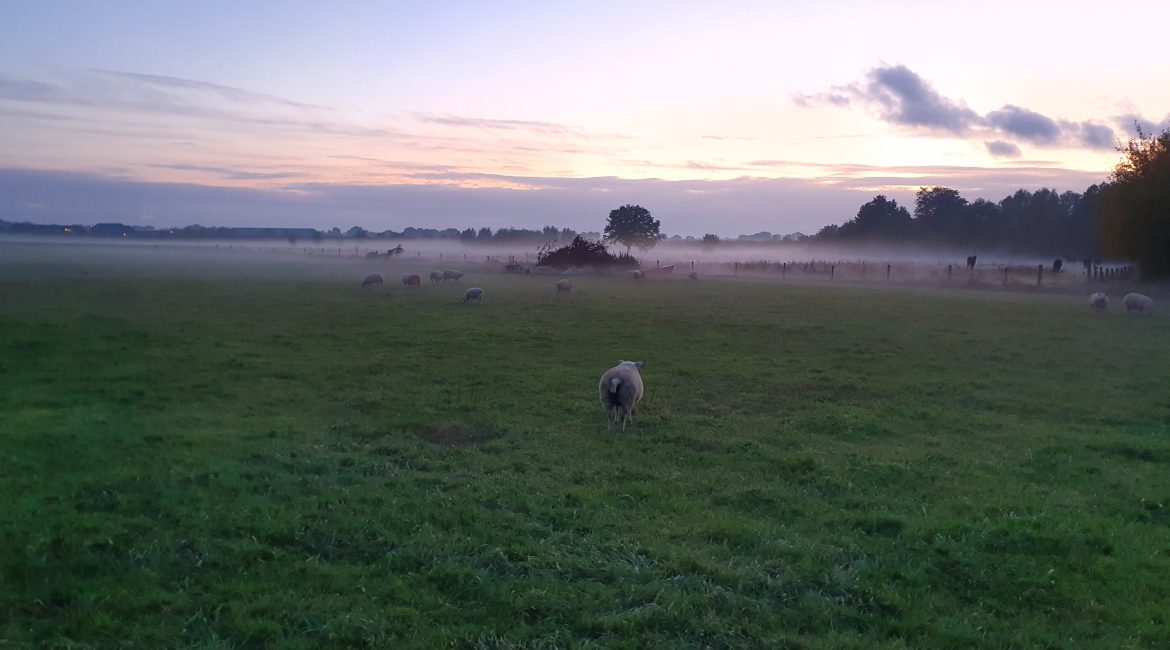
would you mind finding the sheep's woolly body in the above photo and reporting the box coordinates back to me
[1124,292,1154,315]
[1089,292,1108,312]
[599,360,645,432]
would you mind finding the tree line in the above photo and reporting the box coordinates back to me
[812,125,1170,277]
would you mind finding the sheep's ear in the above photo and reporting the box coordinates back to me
[634,360,645,368]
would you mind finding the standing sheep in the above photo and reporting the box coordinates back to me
[402,274,421,287]
[1088,292,1108,312]
[443,270,465,282]
[463,287,484,303]
[361,272,383,288]
[1124,292,1154,316]
[555,280,572,296]
[429,271,444,283]
[598,360,645,432]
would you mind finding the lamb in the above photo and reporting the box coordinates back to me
[402,274,421,287]
[429,271,444,283]
[688,271,699,281]
[555,280,572,296]
[1124,292,1154,316]
[463,287,484,303]
[598,360,645,432]
[1089,292,1108,312]
[360,272,383,287]
[442,270,465,282]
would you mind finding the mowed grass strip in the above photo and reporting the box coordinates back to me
[2,244,1169,648]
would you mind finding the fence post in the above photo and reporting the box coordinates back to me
[691,261,694,270]
[1037,264,1043,286]
[888,264,892,281]
[734,262,739,276]
[782,262,787,277]
[831,265,835,280]
[947,264,952,281]
[1003,267,1009,286]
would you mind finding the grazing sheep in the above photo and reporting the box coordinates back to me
[429,271,444,283]
[361,272,384,288]
[442,270,465,282]
[463,287,484,303]
[599,360,645,432]
[555,280,572,296]
[688,271,699,281]
[402,274,421,287]
[1124,292,1154,316]
[1089,292,1109,312]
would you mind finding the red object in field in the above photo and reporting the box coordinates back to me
[640,265,674,277]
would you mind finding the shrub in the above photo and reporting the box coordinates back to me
[536,236,638,270]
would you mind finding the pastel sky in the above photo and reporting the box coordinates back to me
[2,0,1168,236]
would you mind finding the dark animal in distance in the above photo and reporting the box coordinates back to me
[402,274,421,287]
[966,255,977,270]
[361,273,383,288]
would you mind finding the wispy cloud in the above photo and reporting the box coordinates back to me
[796,64,1117,152]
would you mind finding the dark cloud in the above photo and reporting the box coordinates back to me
[1113,113,1170,137]
[1074,122,1115,149]
[863,65,981,133]
[985,141,1022,158]
[797,64,1122,152]
[985,105,1060,144]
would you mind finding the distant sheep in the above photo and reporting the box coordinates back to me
[463,287,484,303]
[1124,292,1154,316]
[429,271,444,283]
[402,274,421,287]
[1089,292,1108,312]
[361,272,383,288]
[966,255,977,269]
[555,280,572,296]
[630,270,643,280]
[442,270,465,282]
[688,271,699,281]
[599,360,645,432]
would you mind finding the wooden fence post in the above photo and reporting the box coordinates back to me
[1037,264,1043,286]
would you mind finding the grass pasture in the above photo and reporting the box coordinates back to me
[2,242,1169,649]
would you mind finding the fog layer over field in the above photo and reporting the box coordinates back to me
[2,235,1112,270]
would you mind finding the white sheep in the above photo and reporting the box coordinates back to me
[360,272,383,287]
[1124,292,1154,316]
[598,360,645,432]
[555,280,572,296]
[463,287,484,303]
[1089,292,1108,312]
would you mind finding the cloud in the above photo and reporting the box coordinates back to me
[797,64,1121,152]
[414,113,575,136]
[862,65,981,133]
[152,163,307,181]
[985,105,1060,144]
[796,64,979,134]
[985,141,1022,158]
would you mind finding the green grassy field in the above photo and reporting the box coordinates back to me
[2,243,1169,649]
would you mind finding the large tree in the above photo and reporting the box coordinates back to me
[914,186,968,243]
[603,204,665,253]
[836,195,912,240]
[1100,125,1170,278]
